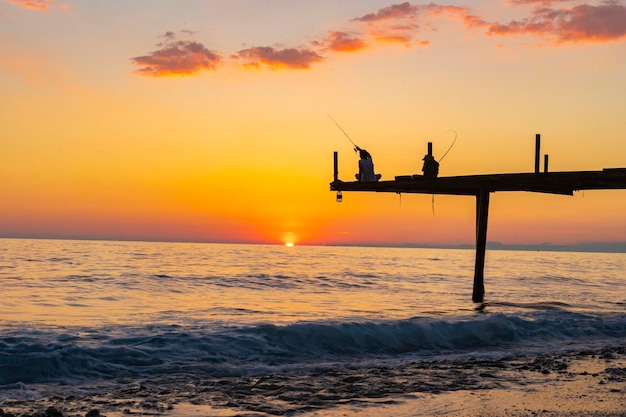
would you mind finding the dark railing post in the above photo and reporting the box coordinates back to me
[473,188,490,303]
[535,134,541,173]
[333,151,338,182]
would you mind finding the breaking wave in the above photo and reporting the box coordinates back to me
[2,312,624,386]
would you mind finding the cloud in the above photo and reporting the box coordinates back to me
[354,2,421,22]
[6,0,54,11]
[488,1,626,43]
[507,0,571,4]
[353,2,420,46]
[231,46,324,69]
[351,2,485,46]
[427,5,487,29]
[131,32,223,77]
[131,1,625,77]
[352,1,626,45]
[354,1,626,45]
[323,31,368,52]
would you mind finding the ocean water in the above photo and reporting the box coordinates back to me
[0,238,624,416]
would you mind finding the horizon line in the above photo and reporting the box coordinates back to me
[1,236,626,254]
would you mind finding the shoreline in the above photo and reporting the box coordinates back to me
[2,346,624,417]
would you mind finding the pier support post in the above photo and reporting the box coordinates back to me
[473,188,490,303]
[334,151,338,182]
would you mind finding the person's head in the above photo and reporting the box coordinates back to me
[423,154,433,161]
[359,149,370,159]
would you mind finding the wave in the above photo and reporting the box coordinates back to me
[1,312,624,386]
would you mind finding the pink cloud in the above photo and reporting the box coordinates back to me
[371,32,415,44]
[507,0,572,4]
[354,2,421,22]
[488,2,626,43]
[427,5,487,29]
[231,46,324,69]
[131,2,626,77]
[324,31,368,52]
[131,33,223,77]
[6,0,53,11]
[352,3,485,46]
[353,3,421,46]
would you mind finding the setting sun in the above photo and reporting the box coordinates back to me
[285,242,294,247]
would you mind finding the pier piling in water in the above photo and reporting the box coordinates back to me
[473,188,489,302]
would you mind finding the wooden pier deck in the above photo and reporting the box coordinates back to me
[330,135,626,303]
[331,168,626,196]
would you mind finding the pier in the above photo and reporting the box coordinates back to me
[330,134,626,302]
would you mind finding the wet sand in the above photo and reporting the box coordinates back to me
[1,347,624,417]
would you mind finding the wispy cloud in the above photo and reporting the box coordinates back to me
[352,1,626,45]
[354,2,422,22]
[489,1,626,43]
[5,0,54,11]
[352,2,485,46]
[352,2,421,46]
[132,1,626,76]
[131,32,223,77]
[231,46,324,69]
[507,0,572,4]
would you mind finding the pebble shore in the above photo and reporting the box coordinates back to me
[1,346,624,417]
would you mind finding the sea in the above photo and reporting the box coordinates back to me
[0,238,624,416]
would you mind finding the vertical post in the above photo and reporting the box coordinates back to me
[473,188,490,303]
[544,154,549,173]
[427,142,433,157]
[333,151,338,182]
[535,134,541,173]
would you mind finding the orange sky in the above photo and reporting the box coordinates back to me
[1,0,625,246]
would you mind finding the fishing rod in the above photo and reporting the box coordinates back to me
[327,114,360,152]
[432,130,457,216]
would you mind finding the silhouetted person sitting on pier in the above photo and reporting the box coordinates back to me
[355,148,382,182]
[422,154,439,180]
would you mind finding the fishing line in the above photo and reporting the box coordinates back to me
[438,130,457,162]
[327,114,360,151]
[431,130,457,216]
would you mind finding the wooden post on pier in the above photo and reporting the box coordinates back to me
[334,151,339,182]
[535,134,541,173]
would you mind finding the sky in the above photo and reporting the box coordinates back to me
[1,0,625,247]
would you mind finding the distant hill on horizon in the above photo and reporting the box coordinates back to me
[487,241,626,253]
[379,241,626,254]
